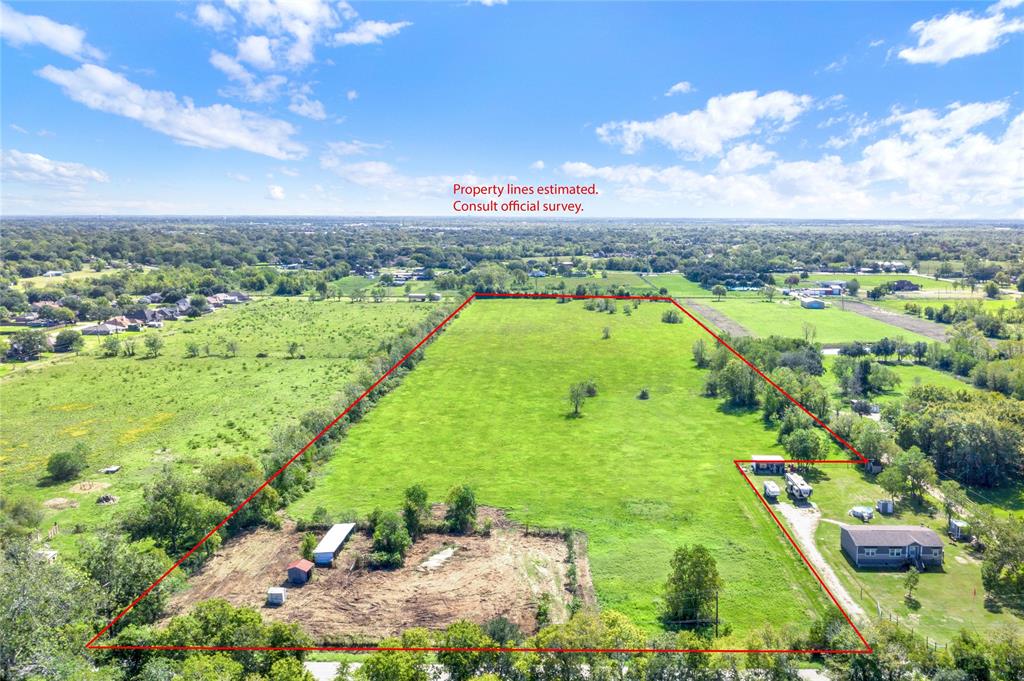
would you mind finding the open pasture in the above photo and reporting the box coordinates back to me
[291,298,835,638]
[0,298,435,553]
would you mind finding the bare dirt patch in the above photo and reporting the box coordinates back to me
[775,503,867,623]
[166,509,585,642]
[684,299,751,337]
[843,301,952,344]
[69,480,110,494]
[43,497,78,510]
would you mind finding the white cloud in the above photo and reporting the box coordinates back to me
[0,2,104,61]
[530,160,545,170]
[266,184,286,200]
[898,4,1024,65]
[196,3,234,32]
[237,34,276,69]
[821,56,848,73]
[346,89,359,101]
[469,0,509,5]
[289,94,327,120]
[38,64,307,160]
[9,124,29,134]
[210,50,287,102]
[319,140,385,168]
[226,172,251,182]
[333,20,412,46]
[665,81,693,96]
[715,143,776,174]
[279,167,299,177]
[597,90,813,158]
[563,99,1024,218]
[869,39,885,47]
[2,149,109,185]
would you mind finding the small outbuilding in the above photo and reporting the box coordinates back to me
[267,587,287,606]
[287,559,314,585]
[948,519,971,541]
[763,480,781,499]
[312,523,355,566]
[407,293,428,302]
[876,499,895,515]
[799,296,826,309]
[751,454,785,475]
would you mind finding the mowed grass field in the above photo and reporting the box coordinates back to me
[0,299,435,554]
[291,298,835,638]
[691,298,931,344]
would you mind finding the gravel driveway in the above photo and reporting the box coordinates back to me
[775,503,867,623]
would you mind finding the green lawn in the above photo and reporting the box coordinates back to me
[820,357,975,406]
[691,298,930,344]
[0,298,434,555]
[290,298,834,640]
[806,465,1023,643]
[870,297,1022,315]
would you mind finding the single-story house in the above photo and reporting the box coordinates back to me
[175,298,191,313]
[287,558,314,584]
[799,296,826,309]
[840,525,944,569]
[82,323,119,335]
[751,454,785,475]
[312,523,355,566]
[105,316,133,330]
[127,308,159,323]
[227,291,252,302]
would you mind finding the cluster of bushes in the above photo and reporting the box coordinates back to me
[346,611,1024,681]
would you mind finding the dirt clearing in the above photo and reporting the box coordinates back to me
[683,299,751,337]
[166,508,585,642]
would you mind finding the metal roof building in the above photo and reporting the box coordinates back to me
[312,523,355,566]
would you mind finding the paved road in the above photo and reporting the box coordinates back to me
[682,299,751,337]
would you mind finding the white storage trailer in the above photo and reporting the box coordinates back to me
[763,480,781,499]
[785,472,813,500]
[312,523,355,566]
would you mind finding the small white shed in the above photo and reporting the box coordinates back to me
[267,587,287,606]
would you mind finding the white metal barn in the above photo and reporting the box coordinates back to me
[313,523,355,566]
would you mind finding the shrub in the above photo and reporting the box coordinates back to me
[47,444,89,481]
[638,387,650,400]
[445,485,477,534]
[661,309,682,324]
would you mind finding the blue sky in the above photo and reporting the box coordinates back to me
[1,0,1022,218]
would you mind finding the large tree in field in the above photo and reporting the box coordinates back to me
[711,284,727,301]
[664,544,723,626]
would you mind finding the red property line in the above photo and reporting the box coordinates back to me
[86,292,872,655]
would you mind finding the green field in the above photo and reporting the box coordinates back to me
[290,298,834,639]
[821,357,975,406]
[805,465,1023,643]
[691,298,930,344]
[870,297,1022,315]
[0,298,435,554]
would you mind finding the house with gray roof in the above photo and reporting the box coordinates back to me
[840,524,944,569]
